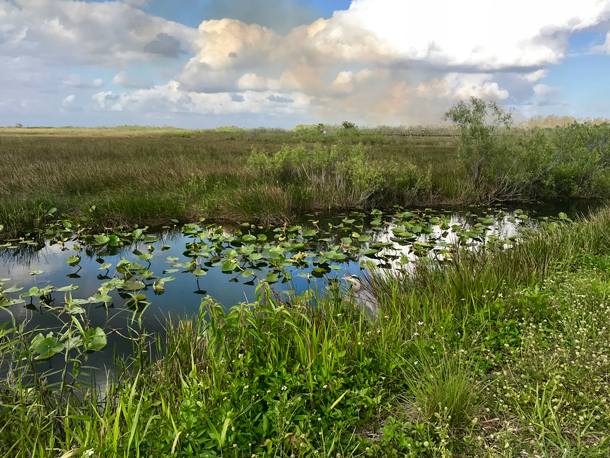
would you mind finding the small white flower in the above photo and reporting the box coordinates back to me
[84,450,94,457]
[418,321,423,326]
[281,385,287,391]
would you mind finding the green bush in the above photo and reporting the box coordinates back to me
[445,98,610,200]
[247,144,430,206]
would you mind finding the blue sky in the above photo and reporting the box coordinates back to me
[1,0,609,128]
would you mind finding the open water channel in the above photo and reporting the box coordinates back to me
[0,201,603,385]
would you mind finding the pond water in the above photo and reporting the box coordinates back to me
[0,201,603,385]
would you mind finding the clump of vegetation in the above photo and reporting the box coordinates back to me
[445,97,610,200]
[246,143,432,210]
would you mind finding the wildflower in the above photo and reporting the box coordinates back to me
[414,361,419,365]
[84,450,94,457]
[267,389,271,393]
[233,444,237,448]
[198,381,203,387]
[244,385,249,389]
[418,321,423,326]
[423,441,429,447]
[281,385,287,391]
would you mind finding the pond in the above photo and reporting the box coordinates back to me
[0,201,602,385]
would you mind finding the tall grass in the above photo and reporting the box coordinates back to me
[2,207,610,456]
[0,131,461,236]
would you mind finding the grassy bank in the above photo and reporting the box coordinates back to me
[2,207,610,457]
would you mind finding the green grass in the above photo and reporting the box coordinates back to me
[3,122,608,238]
[0,128,463,237]
[2,207,610,457]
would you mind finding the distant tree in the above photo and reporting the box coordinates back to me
[342,121,356,130]
[15,123,23,128]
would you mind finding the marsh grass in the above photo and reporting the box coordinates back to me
[0,130,462,236]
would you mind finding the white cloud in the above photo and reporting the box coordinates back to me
[2,0,610,126]
[523,69,550,83]
[62,94,75,106]
[92,80,312,116]
[112,71,152,89]
[0,0,197,67]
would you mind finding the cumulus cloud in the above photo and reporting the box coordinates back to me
[143,33,185,58]
[168,0,610,123]
[2,0,610,127]
[0,0,197,67]
[92,80,311,116]
[62,94,75,106]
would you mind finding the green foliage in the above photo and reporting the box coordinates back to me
[445,98,610,200]
[247,143,431,208]
[3,207,610,456]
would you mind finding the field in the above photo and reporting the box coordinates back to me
[0,126,462,236]
[2,114,609,240]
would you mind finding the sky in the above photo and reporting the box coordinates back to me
[1,0,610,128]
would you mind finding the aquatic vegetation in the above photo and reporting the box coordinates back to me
[1,206,609,456]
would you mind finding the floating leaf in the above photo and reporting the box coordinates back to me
[122,281,145,291]
[66,255,80,266]
[90,293,113,303]
[31,333,64,360]
[193,269,207,276]
[56,285,78,292]
[242,270,255,278]
[95,235,110,244]
[29,270,44,276]
[3,285,23,294]
[242,234,256,242]
[265,273,279,283]
[98,263,112,271]
[84,327,107,351]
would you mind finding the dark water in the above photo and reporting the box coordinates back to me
[0,201,603,384]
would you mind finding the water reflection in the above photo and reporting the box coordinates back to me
[0,201,604,385]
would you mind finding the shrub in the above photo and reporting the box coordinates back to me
[445,98,610,200]
[247,144,431,207]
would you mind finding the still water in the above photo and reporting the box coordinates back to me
[0,201,602,384]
